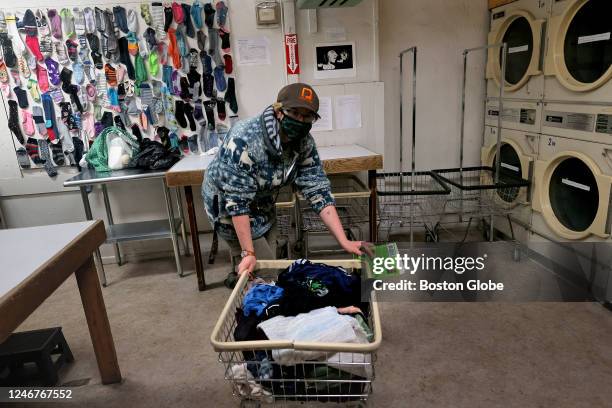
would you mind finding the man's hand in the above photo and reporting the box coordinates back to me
[237,255,257,276]
[341,240,363,256]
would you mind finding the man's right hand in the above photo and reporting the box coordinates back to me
[238,255,257,276]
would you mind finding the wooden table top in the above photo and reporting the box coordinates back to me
[165,144,383,187]
[0,221,106,343]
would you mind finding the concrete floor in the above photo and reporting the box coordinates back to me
[12,236,612,408]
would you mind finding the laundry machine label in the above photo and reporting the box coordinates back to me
[492,11,505,21]
[595,114,612,135]
[508,45,529,54]
[544,111,595,131]
[561,178,591,192]
[487,107,536,125]
[577,32,611,45]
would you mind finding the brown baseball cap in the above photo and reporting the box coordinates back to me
[276,83,320,117]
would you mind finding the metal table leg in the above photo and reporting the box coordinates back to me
[101,184,121,266]
[175,188,190,256]
[368,170,378,243]
[184,185,206,290]
[80,186,107,287]
[162,180,183,277]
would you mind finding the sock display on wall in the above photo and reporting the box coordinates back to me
[1,1,238,175]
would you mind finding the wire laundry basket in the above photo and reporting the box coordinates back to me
[298,175,370,256]
[376,171,450,242]
[210,259,382,407]
[432,166,530,217]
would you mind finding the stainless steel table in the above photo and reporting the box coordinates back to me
[64,168,189,286]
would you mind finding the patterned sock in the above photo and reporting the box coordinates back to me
[65,39,78,63]
[38,139,57,177]
[191,1,203,30]
[204,100,215,130]
[151,2,166,39]
[25,137,42,164]
[32,106,47,136]
[117,37,135,80]
[188,134,199,153]
[60,8,75,39]
[16,147,31,168]
[104,63,117,87]
[49,141,65,166]
[141,4,153,27]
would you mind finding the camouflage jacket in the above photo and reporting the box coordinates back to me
[202,105,335,241]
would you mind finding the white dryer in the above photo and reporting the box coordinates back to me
[544,0,612,103]
[535,102,612,241]
[486,0,549,100]
[481,126,539,241]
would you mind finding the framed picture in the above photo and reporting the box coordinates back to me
[314,42,356,79]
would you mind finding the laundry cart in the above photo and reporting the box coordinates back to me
[296,175,370,257]
[432,166,530,241]
[211,259,382,407]
[275,189,298,259]
[376,171,450,242]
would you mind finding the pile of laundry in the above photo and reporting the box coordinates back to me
[230,259,374,401]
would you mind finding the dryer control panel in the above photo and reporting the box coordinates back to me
[595,114,612,135]
[544,111,595,132]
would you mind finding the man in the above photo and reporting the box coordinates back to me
[202,83,363,275]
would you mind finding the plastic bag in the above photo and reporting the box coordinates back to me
[85,126,140,172]
[129,139,181,170]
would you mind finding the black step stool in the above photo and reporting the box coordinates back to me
[0,327,74,386]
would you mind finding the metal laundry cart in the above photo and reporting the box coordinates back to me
[375,46,451,245]
[430,43,530,243]
[211,259,382,407]
[297,175,370,257]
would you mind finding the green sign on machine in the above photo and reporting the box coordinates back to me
[296,0,365,9]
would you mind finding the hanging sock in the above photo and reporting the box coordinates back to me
[47,9,62,40]
[216,97,226,121]
[65,39,78,63]
[196,30,207,52]
[27,78,41,102]
[134,54,148,86]
[53,41,69,65]
[184,103,196,131]
[223,54,233,74]
[127,9,139,33]
[167,28,181,69]
[16,147,31,168]
[73,8,86,36]
[219,28,231,53]
[151,2,166,39]
[104,63,117,87]
[203,3,215,29]
[141,4,153,27]
[216,1,228,28]
[14,86,29,108]
[204,100,216,130]
[208,28,223,67]
[59,8,75,39]
[148,52,159,77]
[83,7,95,34]
[175,100,187,128]
[44,58,60,85]
[213,66,226,92]
[26,137,43,164]
[162,65,173,90]
[203,73,214,98]
[191,1,203,30]
[113,7,129,34]
[127,32,139,56]
[200,50,212,74]
[32,106,47,136]
[181,4,195,38]
[164,6,173,32]
[225,77,238,114]
[86,33,103,69]
[172,2,184,25]
[8,100,25,145]
[37,139,57,177]
[117,37,136,80]
[42,93,59,142]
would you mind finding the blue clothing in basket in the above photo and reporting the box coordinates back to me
[243,284,285,317]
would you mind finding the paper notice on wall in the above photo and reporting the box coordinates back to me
[311,96,333,132]
[236,37,271,65]
[334,95,362,130]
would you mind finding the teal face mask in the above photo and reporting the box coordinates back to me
[280,115,312,142]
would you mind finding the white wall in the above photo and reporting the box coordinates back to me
[379,0,489,172]
[0,0,384,262]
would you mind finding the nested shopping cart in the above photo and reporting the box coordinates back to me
[426,43,530,243]
[376,170,450,243]
[375,46,451,244]
[296,175,371,257]
[210,259,382,407]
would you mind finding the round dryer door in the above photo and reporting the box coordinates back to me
[492,144,523,203]
[549,157,599,232]
[556,0,612,90]
[500,17,534,86]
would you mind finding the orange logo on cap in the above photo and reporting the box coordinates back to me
[300,87,313,102]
